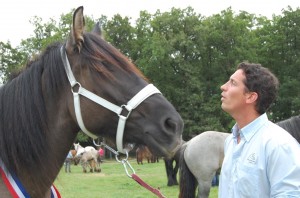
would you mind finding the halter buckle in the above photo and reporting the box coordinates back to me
[71,82,81,94]
[119,105,131,119]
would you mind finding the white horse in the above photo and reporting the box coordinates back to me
[80,149,101,173]
[179,131,230,198]
[73,143,95,156]
[73,143,100,172]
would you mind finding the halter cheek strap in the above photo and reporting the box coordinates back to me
[60,46,161,154]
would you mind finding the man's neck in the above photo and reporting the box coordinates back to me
[233,110,260,129]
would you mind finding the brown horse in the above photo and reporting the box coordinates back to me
[136,145,153,164]
[0,6,183,197]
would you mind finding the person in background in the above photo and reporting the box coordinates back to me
[218,62,300,197]
[65,150,73,173]
[98,147,104,163]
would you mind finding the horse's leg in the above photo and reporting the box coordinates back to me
[197,180,212,198]
[81,160,87,173]
[164,159,176,186]
[92,156,101,172]
[84,162,87,173]
[172,160,179,185]
[167,160,179,186]
[96,156,101,172]
[89,160,94,172]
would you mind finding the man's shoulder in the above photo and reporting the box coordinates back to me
[262,121,298,146]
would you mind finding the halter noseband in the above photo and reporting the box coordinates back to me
[60,46,161,154]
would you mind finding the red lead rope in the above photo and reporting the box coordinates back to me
[131,174,166,198]
[92,141,167,197]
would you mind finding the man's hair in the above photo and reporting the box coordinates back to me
[237,62,279,114]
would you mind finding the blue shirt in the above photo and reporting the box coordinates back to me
[219,113,300,198]
[66,151,73,159]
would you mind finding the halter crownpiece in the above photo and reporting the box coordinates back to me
[60,46,161,154]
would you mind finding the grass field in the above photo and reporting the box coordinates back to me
[54,158,218,198]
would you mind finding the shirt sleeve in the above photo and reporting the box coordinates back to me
[267,140,300,197]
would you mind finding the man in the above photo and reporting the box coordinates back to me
[65,150,73,173]
[218,62,300,197]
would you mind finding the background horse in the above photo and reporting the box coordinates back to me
[73,143,100,172]
[73,143,95,156]
[80,150,101,173]
[277,115,300,143]
[0,6,183,197]
[179,131,229,198]
[164,139,185,186]
[136,145,153,164]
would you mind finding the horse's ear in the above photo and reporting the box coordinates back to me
[66,6,85,53]
[92,21,102,36]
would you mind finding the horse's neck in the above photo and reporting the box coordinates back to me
[19,125,78,197]
[0,178,12,198]
[76,145,83,151]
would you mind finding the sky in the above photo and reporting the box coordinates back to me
[1,0,300,47]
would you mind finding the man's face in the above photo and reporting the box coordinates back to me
[220,69,249,115]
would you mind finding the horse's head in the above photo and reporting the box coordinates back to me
[63,7,183,157]
[73,143,81,151]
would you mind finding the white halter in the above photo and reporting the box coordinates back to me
[60,47,161,153]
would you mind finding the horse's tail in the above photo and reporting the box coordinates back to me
[179,143,197,198]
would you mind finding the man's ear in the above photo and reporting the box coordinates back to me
[246,92,258,104]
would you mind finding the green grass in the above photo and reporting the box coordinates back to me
[54,158,218,198]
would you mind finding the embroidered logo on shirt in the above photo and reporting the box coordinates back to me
[247,153,256,164]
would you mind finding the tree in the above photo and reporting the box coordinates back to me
[0,41,27,83]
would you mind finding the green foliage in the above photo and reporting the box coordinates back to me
[1,6,300,141]
[0,42,27,82]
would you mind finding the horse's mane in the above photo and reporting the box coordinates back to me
[0,32,146,182]
[0,42,66,174]
[277,115,300,143]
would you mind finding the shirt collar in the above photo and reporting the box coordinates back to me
[232,113,269,142]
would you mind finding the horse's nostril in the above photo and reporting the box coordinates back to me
[165,116,184,136]
[165,118,178,132]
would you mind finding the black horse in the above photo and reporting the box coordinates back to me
[277,115,300,143]
[164,140,185,186]
[0,6,183,197]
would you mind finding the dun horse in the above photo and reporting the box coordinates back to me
[0,6,183,197]
[179,131,229,198]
